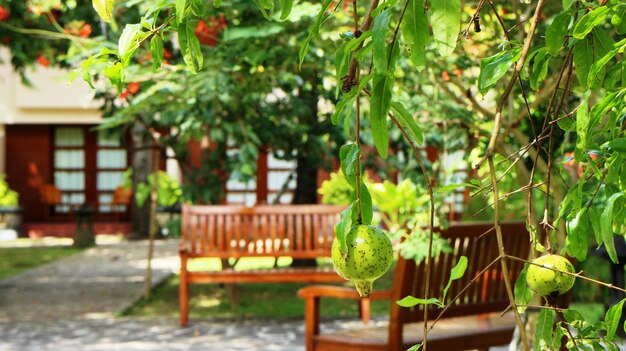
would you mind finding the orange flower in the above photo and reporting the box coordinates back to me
[0,6,10,21]
[127,82,140,95]
[37,54,50,67]
[563,152,576,168]
[79,23,92,38]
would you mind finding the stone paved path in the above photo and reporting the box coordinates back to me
[0,238,517,351]
[0,239,179,324]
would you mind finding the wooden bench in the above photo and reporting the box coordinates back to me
[298,222,531,351]
[178,204,348,326]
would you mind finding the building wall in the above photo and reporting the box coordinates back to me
[0,48,103,174]
[5,125,52,221]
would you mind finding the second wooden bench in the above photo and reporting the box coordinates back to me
[178,204,348,326]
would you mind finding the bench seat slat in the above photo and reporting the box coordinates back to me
[186,268,345,284]
[314,312,516,351]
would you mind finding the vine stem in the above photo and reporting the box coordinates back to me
[488,157,529,350]
[355,76,364,223]
[343,0,380,91]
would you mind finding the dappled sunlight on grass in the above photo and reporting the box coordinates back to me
[124,259,396,319]
[0,246,83,280]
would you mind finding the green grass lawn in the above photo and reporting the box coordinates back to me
[123,257,395,319]
[0,245,82,280]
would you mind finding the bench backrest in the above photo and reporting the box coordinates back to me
[389,222,530,327]
[181,204,346,259]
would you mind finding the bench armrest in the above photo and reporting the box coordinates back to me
[298,285,392,351]
[298,285,393,300]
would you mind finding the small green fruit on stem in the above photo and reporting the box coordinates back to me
[331,225,393,298]
[526,254,576,298]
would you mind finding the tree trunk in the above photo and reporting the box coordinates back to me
[293,153,318,204]
[130,122,153,239]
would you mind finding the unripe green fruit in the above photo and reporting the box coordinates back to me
[331,225,393,298]
[526,254,575,297]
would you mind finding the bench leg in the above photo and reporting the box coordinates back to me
[179,256,189,327]
[359,298,371,324]
[303,296,320,351]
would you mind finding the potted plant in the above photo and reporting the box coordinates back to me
[0,175,22,240]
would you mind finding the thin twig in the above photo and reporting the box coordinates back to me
[488,157,530,351]
[475,0,547,170]
[428,256,501,333]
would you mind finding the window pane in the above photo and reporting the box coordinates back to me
[55,171,85,191]
[55,127,84,146]
[97,171,124,191]
[99,194,113,212]
[97,150,127,169]
[98,131,122,147]
[55,150,85,169]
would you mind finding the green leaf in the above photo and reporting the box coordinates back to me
[92,0,116,23]
[104,62,124,92]
[150,35,164,70]
[118,24,141,65]
[588,38,626,86]
[176,0,188,24]
[390,101,423,145]
[478,47,522,95]
[546,12,571,55]
[370,73,393,159]
[279,0,293,20]
[600,192,625,264]
[573,38,594,87]
[396,295,442,308]
[223,25,284,41]
[178,20,203,73]
[332,91,357,126]
[530,48,551,91]
[372,9,392,74]
[616,6,626,35]
[605,298,626,340]
[566,208,589,261]
[575,91,591,160]
[430,0,460,56]
[252,0,273,20]
[514,265,533,313]
[343,145,360,179]
[359,181,373,225]
[407,344,422,351]
[573,6,611,39]
[436,182,479,193]
[334,202,356,256]
[298,0,333,66]
[402,0,429,70]
[534,308,556,351]
[442,256,467,303]
[610,138,626,153]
